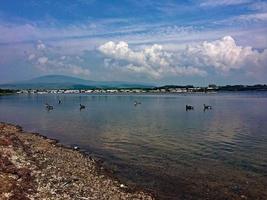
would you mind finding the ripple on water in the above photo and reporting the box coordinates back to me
[1,93,267,199]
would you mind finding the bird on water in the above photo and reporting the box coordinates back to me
[186,105,194,111]
[80,104,85,110]
[203,104,212,111]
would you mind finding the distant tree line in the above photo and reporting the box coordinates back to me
[217,84,267,91]
[0,89,17,94]
[1,84,267,93]
[152,84,267,92]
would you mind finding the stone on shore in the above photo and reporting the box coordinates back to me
[0,123,153,200]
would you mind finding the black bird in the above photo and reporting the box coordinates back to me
[134,100,141,106]
[58,99,62,104]
[80,104,85,110]
[186,105,194,111]
[203,104,212,111]
[45,103,53,110]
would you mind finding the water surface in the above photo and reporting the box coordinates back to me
[1,93,267,199]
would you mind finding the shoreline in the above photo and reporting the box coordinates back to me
[0,122,154,199]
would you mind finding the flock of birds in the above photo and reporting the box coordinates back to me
[186,104,212,111]
[45,99,212,112]
[133,101,212,111]
[45,99,86,111]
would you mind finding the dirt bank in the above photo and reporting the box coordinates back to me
[0,122,154,200]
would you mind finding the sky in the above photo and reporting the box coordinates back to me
[0,0,267,86]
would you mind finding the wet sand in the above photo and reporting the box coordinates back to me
[0,122,153,200]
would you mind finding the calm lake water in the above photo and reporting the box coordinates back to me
[1,93,267,199]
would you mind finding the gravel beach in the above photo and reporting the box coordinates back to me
[0,122,154,200]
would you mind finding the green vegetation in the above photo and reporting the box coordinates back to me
[0,89,17,95]
[218,84,267,91]
[152,84,267,92]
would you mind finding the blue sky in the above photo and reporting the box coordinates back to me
[0,0,267,85]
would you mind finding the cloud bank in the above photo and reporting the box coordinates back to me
[27,41,90,77]
[99,36,267,79]
[99,41,207,79]
[183,36,267,71]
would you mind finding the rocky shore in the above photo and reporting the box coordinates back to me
[0,122,154,200]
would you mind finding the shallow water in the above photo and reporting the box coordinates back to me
[1,93,267,199]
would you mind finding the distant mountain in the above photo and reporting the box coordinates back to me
[0,75,154,89]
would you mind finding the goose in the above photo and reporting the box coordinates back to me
[203,104,212,110]
[134,100,141,106]
[80,104,85,110]
[45,103,53,110]
[186,105,194,111]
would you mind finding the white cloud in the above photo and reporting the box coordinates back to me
[183,36,267,72]
[99,36,267,79]
[67,64,90,76]
[28,54,36,61]
[36,40,46,50]
[47,60,91,76]
[28,41,90,77]
[99,41,207,79]
[249,2,267,12]
[200,0,251,7]
[1,15,266,55]
[237,12,267,22]
[37,56,48,64]
[35,59,90,76]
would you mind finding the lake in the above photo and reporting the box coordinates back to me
[1,92,267,199]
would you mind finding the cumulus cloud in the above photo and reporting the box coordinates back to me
[184,36,267,72]
[98,36,267,79]
[28,54,36,61]
[28,40,90,77]
[99,41,207,79]
[37,56,48,65]
[36,40,46,50]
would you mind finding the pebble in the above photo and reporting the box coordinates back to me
[120,184,127,188]
[0,123,153,200]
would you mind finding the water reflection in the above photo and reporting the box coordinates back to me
[0,93,267,199]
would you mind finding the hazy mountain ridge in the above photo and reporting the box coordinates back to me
[0,75,154,89]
